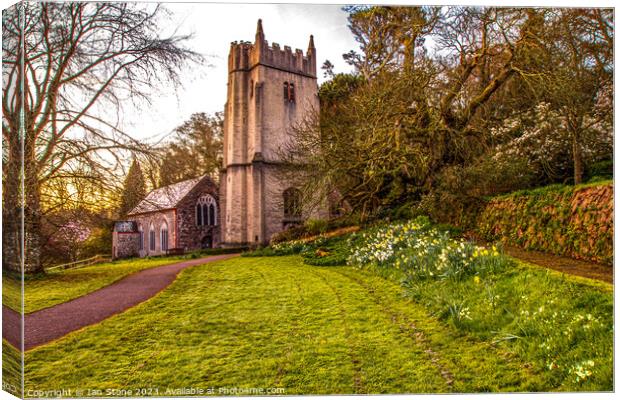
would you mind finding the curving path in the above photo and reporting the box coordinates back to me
[503,245,613,284]
[2,253,238,351]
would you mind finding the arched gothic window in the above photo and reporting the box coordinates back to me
[196,195,217,226]
[138,224,144,251]
[149,223,156,251]
[283,188,302,220]
[160,220,169,252]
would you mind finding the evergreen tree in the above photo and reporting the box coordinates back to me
[119,159,146,218]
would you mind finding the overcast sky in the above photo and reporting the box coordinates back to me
[121,3,357,143]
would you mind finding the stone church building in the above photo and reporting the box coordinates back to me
[113,20,325,257]
[112,175,220,258]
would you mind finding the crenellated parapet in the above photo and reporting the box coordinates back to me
[228,19,316,77]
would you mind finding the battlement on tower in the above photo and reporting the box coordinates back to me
[228,19,317,78]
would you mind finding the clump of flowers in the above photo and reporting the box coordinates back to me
[499,293,610,387]
[569,360,596,383]
[270,239,315,255]
[347,217,509,281]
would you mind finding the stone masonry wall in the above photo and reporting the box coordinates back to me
[175,176,221,249]
[112,232,140,259]
[478,182,613,265]
[128,209,176,257]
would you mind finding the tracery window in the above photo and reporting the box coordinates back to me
[196,195,217,226]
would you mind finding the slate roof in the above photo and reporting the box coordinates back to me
[127,176,205,215]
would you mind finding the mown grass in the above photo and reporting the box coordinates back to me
[3,340,22,397]
[24,256,542,395]
[369,260,613,391]
[247,218,613,391]
[3,256,189,313]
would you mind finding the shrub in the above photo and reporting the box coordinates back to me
[586,159,612,181]
[187,247,247,258]
[299,235,351,266]
[270,214,362,244]
[247,225,360,266]
[304,219,329,235]
[242,241,307,257]
[416,158,536,229]
[242,248,278,257]
[270,225,309,244]
[433,223,464,237]
[587,175,609,184]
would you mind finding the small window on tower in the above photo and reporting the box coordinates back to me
[283,82,289,101]
[289,83,295,103]
[250,80,254,98]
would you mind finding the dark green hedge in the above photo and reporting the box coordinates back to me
[478,182,613,266]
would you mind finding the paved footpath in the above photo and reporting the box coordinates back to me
[2,254,238,351]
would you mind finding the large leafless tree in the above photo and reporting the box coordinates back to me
[288,7,546,216]
[2,2,201,272]
[286,6,612,219]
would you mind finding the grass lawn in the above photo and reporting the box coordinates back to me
[3,256,189,313]
[23,256,555,395]
[2,340,22,397]
[373,259,613,390]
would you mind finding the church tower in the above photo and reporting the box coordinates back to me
[220,20,322,247]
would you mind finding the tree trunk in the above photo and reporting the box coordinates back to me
[3,127,45,274]
[2,141,44,273]
[572,132,584,185]
[2,144,23,273]
[24,136,44,273]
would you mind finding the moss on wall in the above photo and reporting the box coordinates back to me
[478,181,613,266]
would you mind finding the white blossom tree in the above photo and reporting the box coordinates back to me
[491,101,612,181]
